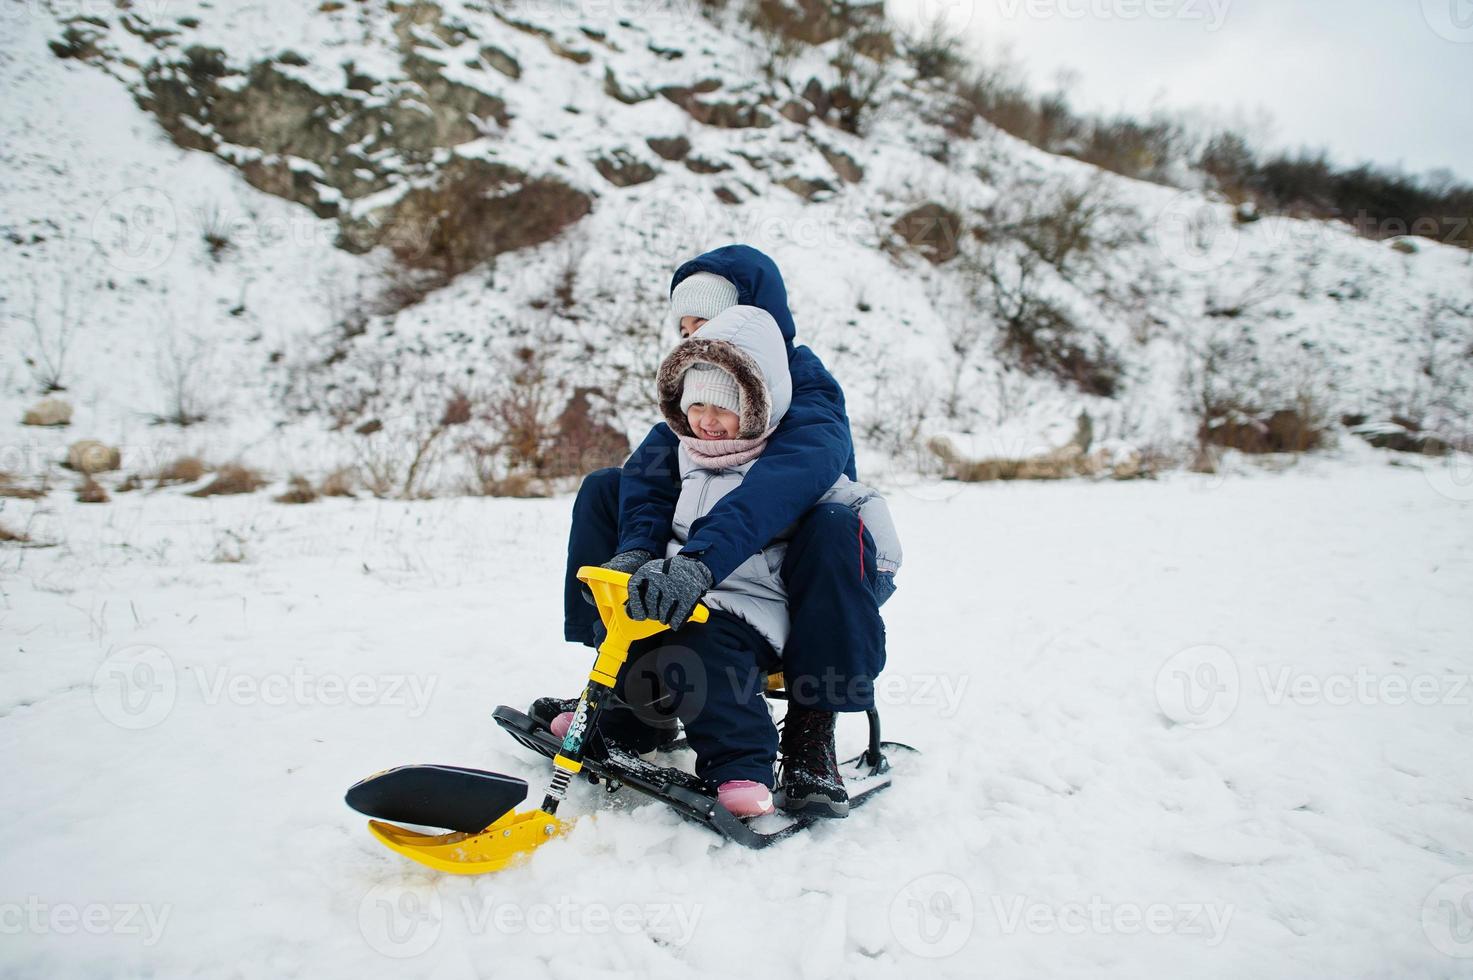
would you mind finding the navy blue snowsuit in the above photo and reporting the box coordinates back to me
[561,246,887,784]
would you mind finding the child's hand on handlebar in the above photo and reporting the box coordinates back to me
[625,556,713,628]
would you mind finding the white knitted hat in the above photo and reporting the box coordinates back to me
[679,363,742,416]
[669,272,739,334]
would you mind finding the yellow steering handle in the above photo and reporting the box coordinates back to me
[576,566,709,687]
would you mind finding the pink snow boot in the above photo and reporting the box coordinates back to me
[717,780,775,818]
[550,711,573,738]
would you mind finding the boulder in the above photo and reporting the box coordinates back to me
[892,203,963,264]
[779,174,836,201]
[66,440,122,474]
[817,144,864,183]
[645,136,691,161]
[22,398,72,427]
[592,149,658,188]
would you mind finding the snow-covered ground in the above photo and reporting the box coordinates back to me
[3,447,1471,978]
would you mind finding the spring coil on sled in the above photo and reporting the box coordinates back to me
[545,767,573,803]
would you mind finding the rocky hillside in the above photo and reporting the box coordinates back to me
[3,0,1471,498]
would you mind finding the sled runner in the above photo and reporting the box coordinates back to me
[346,566,913,873]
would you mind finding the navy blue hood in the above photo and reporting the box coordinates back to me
[670,245,795,344]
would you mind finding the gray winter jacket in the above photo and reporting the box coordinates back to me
[655,305,902,653]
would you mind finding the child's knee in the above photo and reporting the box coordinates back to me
[573,467,621,518]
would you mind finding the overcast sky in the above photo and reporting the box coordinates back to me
[889,0,1473,182]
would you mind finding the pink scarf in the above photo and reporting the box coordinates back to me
[678,427,777,469]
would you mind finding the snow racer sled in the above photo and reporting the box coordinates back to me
[346,566,911,874]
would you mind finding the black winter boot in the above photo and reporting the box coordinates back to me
[777,706,849,818]
[526,695,679,756]
[529,696,578,730]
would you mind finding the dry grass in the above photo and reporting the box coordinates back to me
[155,456,209,486]
[319,467,356,497]
[187,464,267,497]
[0,471,46,499]
[0,521,31,543]
[274,475,319,504]
[77,477,110,503]
[929,436,1149,482]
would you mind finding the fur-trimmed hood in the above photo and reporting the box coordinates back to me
[657,305,792,439]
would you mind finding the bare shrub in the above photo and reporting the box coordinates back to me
[197,201,234,261]
[854,357,934,460]
[1076,114,1189,183]
[744,0,880,45]
[547,387,630,477]
[212,529,247,563]
[353,440,402,499]
[571,277,673,438]
[1185,329,1332,454]
[980,179,1119,278]
[464,348,560,495]
[829,31,892,135]
[402,390,473,498]
[947,57,1035,142]
[1199,130,1257,199]
[982,252,1121,397]
[904,12,965,82]
[1406,296,1473,436]
[545,236,588,314]
[6,274,81,393]
[152,330,215,427]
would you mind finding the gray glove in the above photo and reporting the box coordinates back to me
[625,555,713,628]
[602,549,654,575]
[582,549,654,606]
[873,572,897,607]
